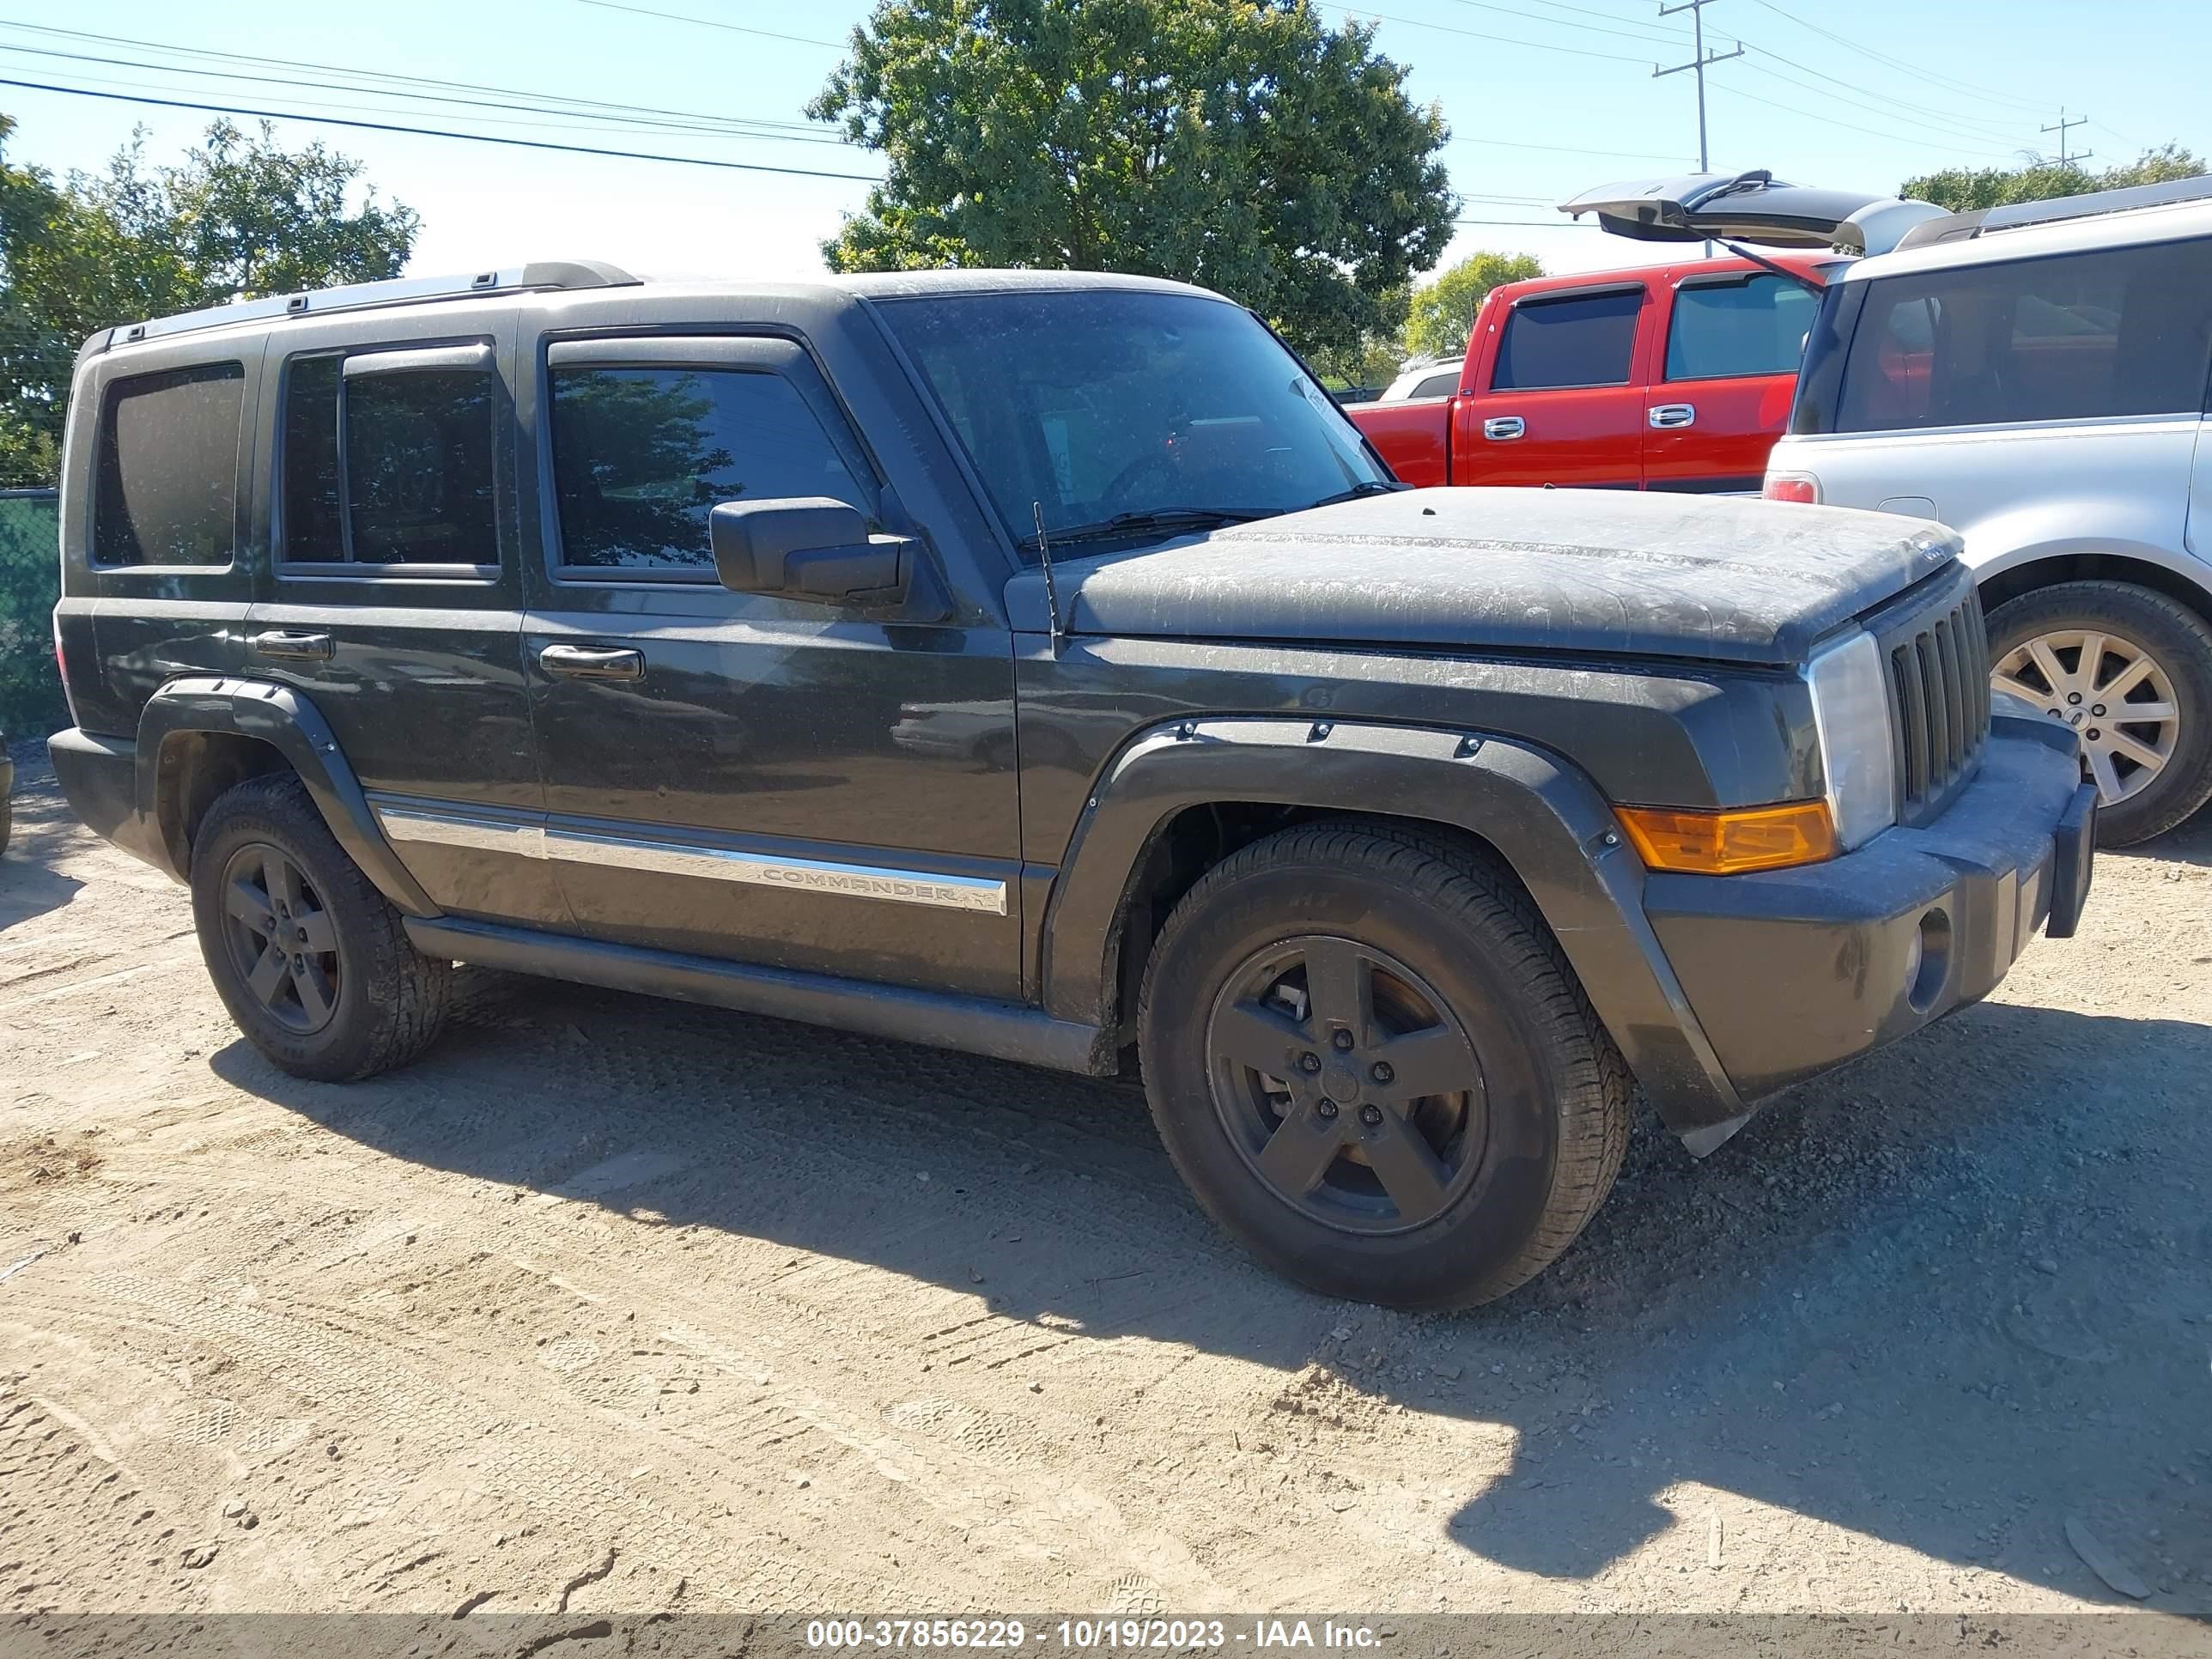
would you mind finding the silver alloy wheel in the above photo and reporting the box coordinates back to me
[1992,628,2179,806]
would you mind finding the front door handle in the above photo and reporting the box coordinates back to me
[539,643,646,682]
[1482,416,1526,441]
[1648,403,1697,429]
[250,629,333,660]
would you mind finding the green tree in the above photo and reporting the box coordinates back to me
[1403,249,1542,362]
[1902,143,2203,213]
[809,0,1458,362]
[0,113,417,487]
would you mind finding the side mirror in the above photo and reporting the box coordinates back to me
[708,497,913,605]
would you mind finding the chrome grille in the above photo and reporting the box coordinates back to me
[1876,572,1990,824]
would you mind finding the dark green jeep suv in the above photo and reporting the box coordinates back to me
[46,263,2094,1307]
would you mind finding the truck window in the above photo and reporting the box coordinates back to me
[343,366,499,564]
[1492,290,1641,391]
[92,362,244,568]
[548,366,868,571]
[1411,370,1460,399]
[281,354,344,562]
[1833,236,2212,433]
[1665,275,1819,380]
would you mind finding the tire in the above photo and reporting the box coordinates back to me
[189,772,452,1081]
[1136,819,1630,1310]
[1985,580,2212,847]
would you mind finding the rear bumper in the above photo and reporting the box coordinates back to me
[1644,720,2091,1110]
[48,727,169,872]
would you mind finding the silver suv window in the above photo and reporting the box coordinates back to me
[1833,236,2212,432]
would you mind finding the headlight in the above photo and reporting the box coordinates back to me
[1805,628,1898,850]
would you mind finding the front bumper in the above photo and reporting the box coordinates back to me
[1644,719,2093,1107]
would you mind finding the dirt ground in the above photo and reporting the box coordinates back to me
[3,739,2209,1628]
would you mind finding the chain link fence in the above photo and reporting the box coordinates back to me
[0,488,64,738]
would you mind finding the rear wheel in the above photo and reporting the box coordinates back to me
[190,773,452,1080]
[1137,820,1629,1310]
[1987,580,2212,846]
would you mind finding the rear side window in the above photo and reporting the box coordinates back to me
[278,349,499,566]
[1834,237,2212,433]
[1665,275,1820,380]
[547,366,868,571]
[93,362,244,567]
[1492,290,1642,390]
[345,369,498,563]
[1411,370,1460,399]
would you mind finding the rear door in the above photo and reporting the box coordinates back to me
[1457,282,1650,488]
[1644,267,1825,494]
[246,316,566,927]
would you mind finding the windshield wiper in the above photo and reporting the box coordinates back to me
[1307,480,1406,507]
[1018,507,1271,551]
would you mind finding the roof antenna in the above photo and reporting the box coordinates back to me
[1031,501,1064,659]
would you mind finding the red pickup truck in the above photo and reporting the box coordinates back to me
[1349,250,1834,493]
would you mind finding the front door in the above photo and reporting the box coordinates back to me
[519,334,1023,1000]
[1456,283,1650,488]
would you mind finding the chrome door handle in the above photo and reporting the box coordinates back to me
[250,629,333,660]
[1648,403,1697,429]
[539,643,645,682]
[1482,416,1526,441]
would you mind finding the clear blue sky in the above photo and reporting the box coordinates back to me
[1,0,2204,297]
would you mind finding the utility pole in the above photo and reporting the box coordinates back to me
[1654,0,1744,173]
[2042,107,2092,167]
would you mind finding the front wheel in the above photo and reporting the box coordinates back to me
[190,772,453,1080]
[1986,580,2212,847]
[1137,821,1629,1310]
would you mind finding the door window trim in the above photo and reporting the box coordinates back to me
[271,338,505,583]
[536,331,883,587]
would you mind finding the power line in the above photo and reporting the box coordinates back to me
[0,76,884,181]
[1709,80,2027,161]
[570,0,843,49]
[1738,51,2040,149]
[0,40,858,146]
[0,19,830,136]
[1740,0,2053,115]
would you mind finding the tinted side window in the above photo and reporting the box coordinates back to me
[1412,371,1460,399]
[281,355,343,561]
[1492,291,1641,391]
[549,367,867,570]
[1665,275,1819,380]
[1836,237,2212,433]
[344,368,499,563]
[93,362,244,567]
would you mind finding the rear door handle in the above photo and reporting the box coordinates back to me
[250,629,333,660]
[1648,403,1697,429]
[1482,416,1525,441]
[539,643,646,682]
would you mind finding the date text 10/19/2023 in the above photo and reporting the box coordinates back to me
[804,1619,1389,1651]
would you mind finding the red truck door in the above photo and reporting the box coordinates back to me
[1643,267,1822,493]
[1455,280,1650,488]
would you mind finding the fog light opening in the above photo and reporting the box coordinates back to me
[1907,908,1952,1013]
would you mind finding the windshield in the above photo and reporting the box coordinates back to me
[876,289,1389,550]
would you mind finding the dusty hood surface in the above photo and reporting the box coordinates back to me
[1004,487,1960,665]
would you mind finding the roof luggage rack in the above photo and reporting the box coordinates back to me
[85,260,641,359]
[1893,173,2212,252]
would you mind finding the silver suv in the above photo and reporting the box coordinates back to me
[1765,179,2212,844]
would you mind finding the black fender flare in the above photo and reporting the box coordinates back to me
[1037,716,1747,1142]
[135,676,440,918]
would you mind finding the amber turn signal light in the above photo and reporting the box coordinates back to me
[1613,800,1839,875]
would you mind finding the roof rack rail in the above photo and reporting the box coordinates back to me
[1893,173,2212,252]
[96,259,642,352]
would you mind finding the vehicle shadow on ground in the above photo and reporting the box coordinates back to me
[213,965,2212,1608]
[0,757,85,930]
